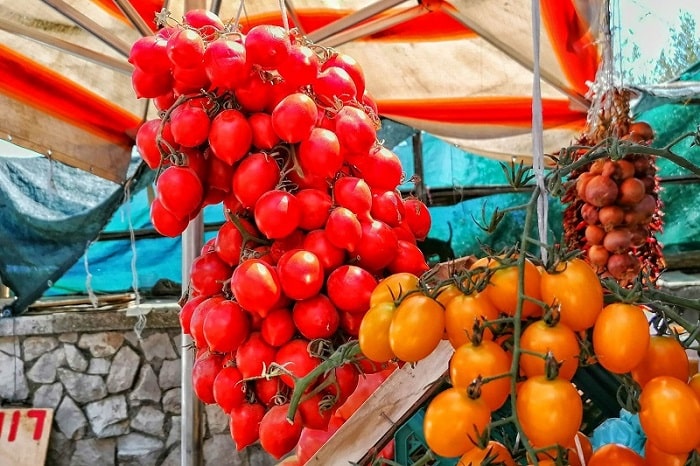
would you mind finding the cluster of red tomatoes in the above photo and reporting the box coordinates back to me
[360,257,700,465]
[129,9,433,461]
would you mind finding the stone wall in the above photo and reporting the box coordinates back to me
[0,303,276,466]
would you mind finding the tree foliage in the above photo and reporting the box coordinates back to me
[652,11,700,81]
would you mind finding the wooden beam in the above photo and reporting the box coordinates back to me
[41,0,133,56]
[0,18,132,74]
[0,93,133,184]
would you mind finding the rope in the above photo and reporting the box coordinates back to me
[83,241,99,308]
[531,0,548,262]
[123,181,145,340]
[279,0,290,34]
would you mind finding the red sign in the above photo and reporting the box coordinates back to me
[0,408,53,465]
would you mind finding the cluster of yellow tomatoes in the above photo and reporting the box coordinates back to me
[358,255,700,465]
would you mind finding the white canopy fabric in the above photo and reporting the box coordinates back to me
[0,0,603,183]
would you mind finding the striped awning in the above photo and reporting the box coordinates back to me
[0,0,602,183]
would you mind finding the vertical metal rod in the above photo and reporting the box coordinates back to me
[181,214,204,466]
[412,131,427,203]
[210,0,222,16]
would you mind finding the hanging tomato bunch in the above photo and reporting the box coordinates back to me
[562,90,664,286]
[129,8,432,460]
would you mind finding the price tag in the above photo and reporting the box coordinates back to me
[0,408,53,465]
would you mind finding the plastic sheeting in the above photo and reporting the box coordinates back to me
[0,154,150,315]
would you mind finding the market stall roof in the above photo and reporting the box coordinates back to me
[0,0,601,184]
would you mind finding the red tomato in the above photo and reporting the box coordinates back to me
[352,146,403,191]
[189,251,231,297]
[370,189,406,227]
[214,217,258,266]
[259,404,304,459]
[248,112,280,150]
[303,230,347,273]
[235,332,277,379]
[128,35,170,73]
[314,67,357,107]
[298,393,333,431]
[212,366,246,413]
[292,294,340,340]
[402,198,431,241]
[179,295,207,335]
[230,258,282,317]
[261,308,296,347]
[209,109,253,165]
[189,296,224,349]
[191,351,223,404]
[277,249,324,300]
[298,128,342,179]
[203,37,250,91]
[244,24,291,70]
[230,402,266,450]
[271,93,318,143]
[334,106,375,154]
[387,240,429,276]
[335,367,394,420]
[202,300,250,353]
[135,118,167,169]
[169,103,210,148]
[254,190,302,239]
[322,51,366,97]
[354,220,399,272]
[232,152,281,209]
[278,44,320,88]
[332,177,372,221]
[166,28,205,68]
[275,339,322,388]
[326,265,377,314]
[296,189,333,231]
[321,362,360,407]
[325,207,362,252]
[296,425,339,465]
[156,165,204,220]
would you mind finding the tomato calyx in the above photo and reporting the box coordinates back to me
[541,302,562,327]
[543,351,562,381]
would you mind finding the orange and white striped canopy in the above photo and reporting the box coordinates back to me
[0,0,602,184]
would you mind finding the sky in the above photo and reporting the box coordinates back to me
[615,0,700,81]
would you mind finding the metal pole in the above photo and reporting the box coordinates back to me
[412,131,427,203]
[181,213,204,466]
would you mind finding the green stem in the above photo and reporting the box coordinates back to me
[488,415,515,430]
[508,188,540,463]
[626,144,700,177]
[286,341,361,422]
[645,288,700,312]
